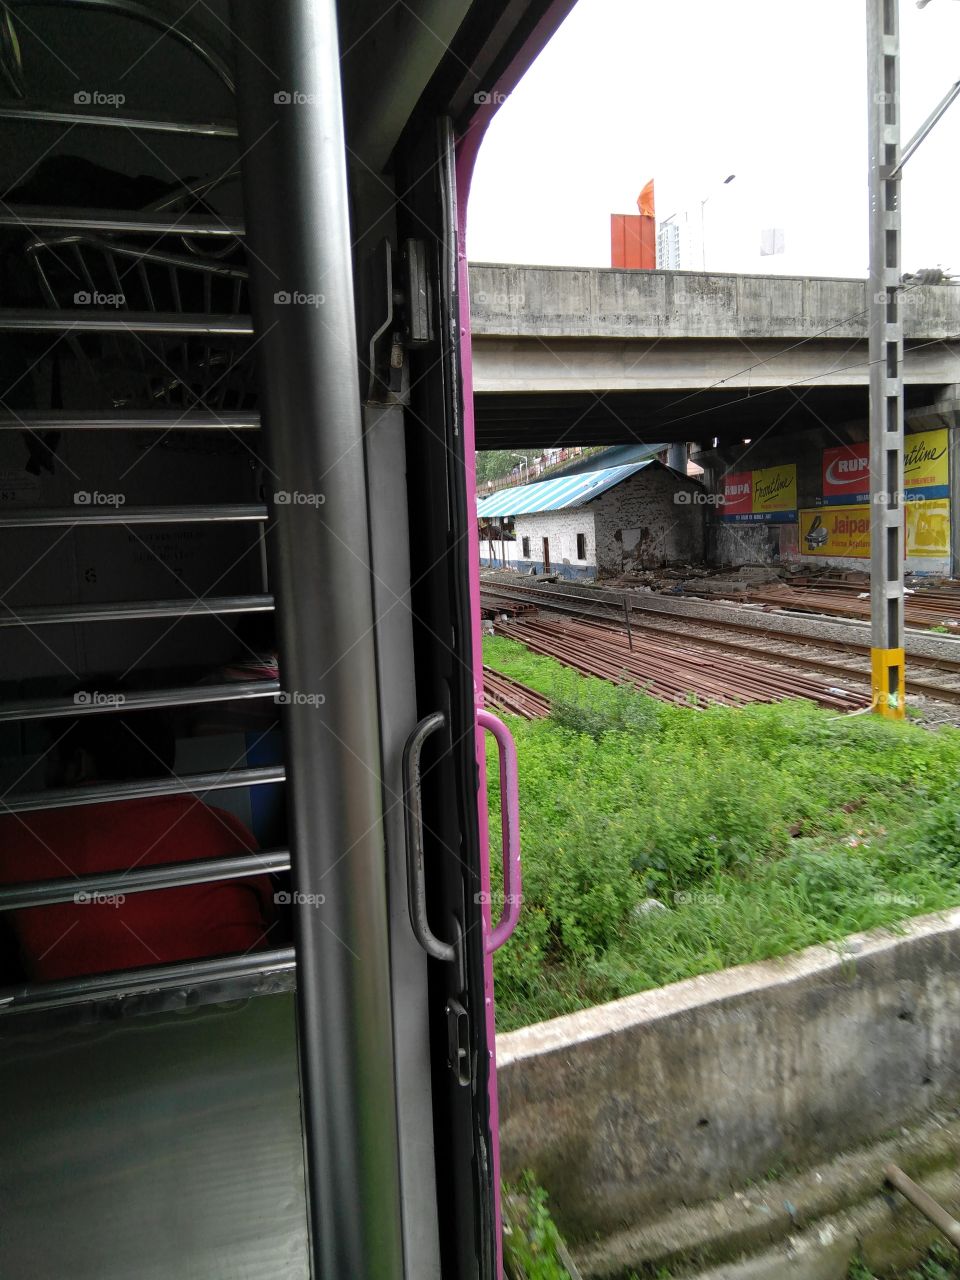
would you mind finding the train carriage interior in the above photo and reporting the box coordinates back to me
[0,1,566,1276]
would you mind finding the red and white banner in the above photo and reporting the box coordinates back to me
[822,442,870,503]
[721,470,753,517]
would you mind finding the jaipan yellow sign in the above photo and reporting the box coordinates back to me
[906,500,950,557]
[800,507,871,558]
[801,501,951,559]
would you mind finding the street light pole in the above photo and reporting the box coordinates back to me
[867,0,906,718]
[699,174,736,272]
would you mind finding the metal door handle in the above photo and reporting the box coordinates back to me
[477,709,522,954]
[402,711,456,962]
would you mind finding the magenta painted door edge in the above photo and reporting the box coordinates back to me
[454,6,577,1270]
[476,709,522,954]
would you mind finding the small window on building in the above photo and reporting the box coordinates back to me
[521,536,530,558]
[576,533,587,560]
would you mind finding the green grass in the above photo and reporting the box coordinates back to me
[849,1242,960,1278]
[502,1173,575,1279]
[484,636,960,1032]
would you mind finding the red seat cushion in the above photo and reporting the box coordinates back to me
[0,796,275,981]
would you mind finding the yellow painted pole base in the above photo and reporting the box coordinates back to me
[871,647,906,719]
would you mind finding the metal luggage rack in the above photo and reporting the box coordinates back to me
[0,495,291,1024]
[0,417,285,1022]
[11,205,254,411]
[0,0,252,412]
[0,4,294,1022]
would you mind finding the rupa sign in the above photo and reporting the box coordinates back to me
[821,429,949,505]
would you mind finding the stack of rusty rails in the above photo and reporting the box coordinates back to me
[494,616,868,712]
[730,582,960,629]
[482,667,551,720]
[480,596,538,622]
[481,581,960,707]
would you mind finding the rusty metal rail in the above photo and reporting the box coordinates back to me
[688,580,960,631]
[480,581,960,707]
[482,667,550,720]
[495,615,867,711]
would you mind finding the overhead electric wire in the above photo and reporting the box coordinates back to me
[634,330,960,437]
[638,277,945,423]
[525,280,959,449]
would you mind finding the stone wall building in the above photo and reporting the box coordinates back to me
[477,459,705,579]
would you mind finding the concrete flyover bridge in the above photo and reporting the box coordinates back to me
[468,264,960,449]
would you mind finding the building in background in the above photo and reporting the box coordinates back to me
[657,175,737,270]
[610,180,657,270]
[477,452,705,579]
[656,209,698,269]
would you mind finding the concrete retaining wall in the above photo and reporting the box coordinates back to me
[496,909,960,1245]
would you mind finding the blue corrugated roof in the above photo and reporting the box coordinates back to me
[476,461,651,518]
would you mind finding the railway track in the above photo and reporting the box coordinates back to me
[482,666,550,719]
[491,615,867,712]
[480,578,960,708]
[683,579,960,630]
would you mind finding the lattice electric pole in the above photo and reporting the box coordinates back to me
[867,0,906,718]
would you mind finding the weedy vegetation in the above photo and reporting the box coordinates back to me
[484,636,960,1032]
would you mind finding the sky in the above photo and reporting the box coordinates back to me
[467,0,960,278]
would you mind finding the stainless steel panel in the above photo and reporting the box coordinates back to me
[0,410,260,431]
[0,504,267,527]
[0,593,273,627]
[0,849,291,910]
[0,680,280,722]
[0,993,310,1279]
[0,207,244,235]
[364,402,442,1278]
[232,0,406,1273]
[4,764,285,813]
[0,103,238,135]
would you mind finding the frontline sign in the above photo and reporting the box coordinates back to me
[821,429,949,504]
[720,464,797,523]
